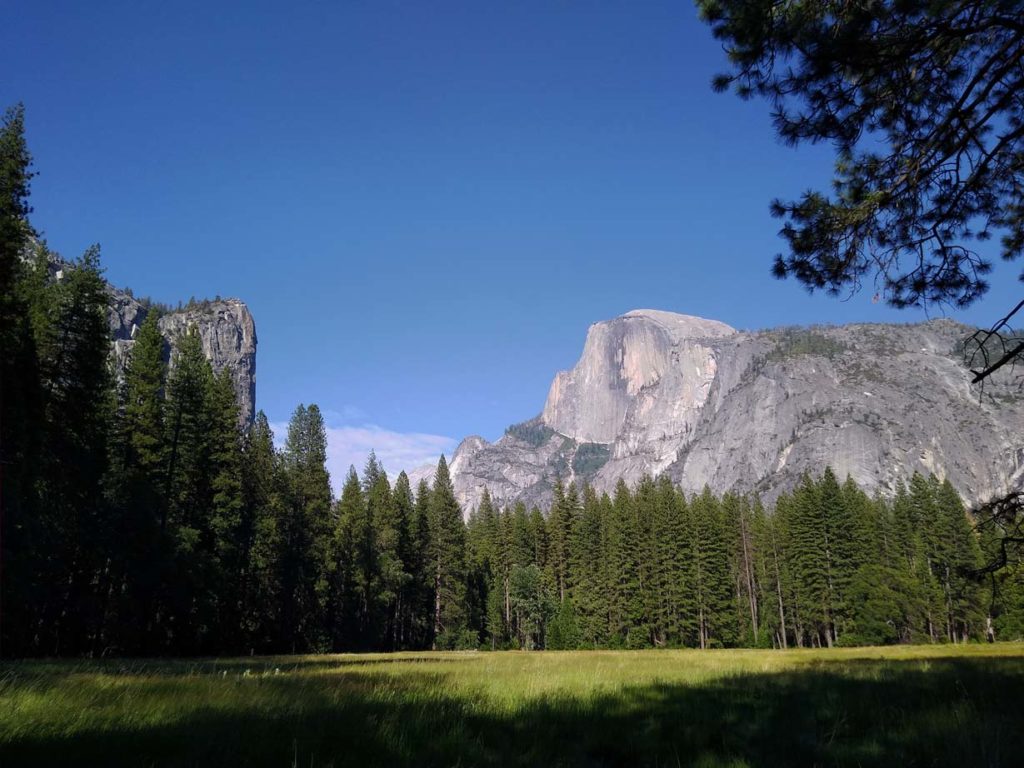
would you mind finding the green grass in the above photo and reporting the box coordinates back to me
[2,644,1023,767]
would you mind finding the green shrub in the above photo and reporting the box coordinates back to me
[572,443,611,476]
[504,420,555,447]
[767,328,848,362]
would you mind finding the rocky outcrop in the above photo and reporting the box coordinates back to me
[542,310,735,445]
[42,250,257,424]
[108,288,257,425]
[429,309,1024,513]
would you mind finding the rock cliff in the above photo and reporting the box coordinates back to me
[428,309,1024,512]
[108,289,257,424]
[46,252,257,424]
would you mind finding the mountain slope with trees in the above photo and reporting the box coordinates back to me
[428,310,1024,513]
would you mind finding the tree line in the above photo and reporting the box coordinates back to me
[467,471,1024,650]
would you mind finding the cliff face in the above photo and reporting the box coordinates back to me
[39,249,258,424]
[542,310,735,446]
[436,309,1024,512]
[108,287,257,424]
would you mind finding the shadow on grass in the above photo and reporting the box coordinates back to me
[3,657,1023,767]
[0,652,477,684]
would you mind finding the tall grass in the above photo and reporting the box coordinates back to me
[2,644,1023,766]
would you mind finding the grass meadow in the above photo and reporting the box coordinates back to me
[2,644,1023,767]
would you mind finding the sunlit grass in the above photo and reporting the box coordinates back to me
[2,643,1023,766]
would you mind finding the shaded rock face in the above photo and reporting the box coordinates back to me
[437,309,1024,513]
[108,288,257,425]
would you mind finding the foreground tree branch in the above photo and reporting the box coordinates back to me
[697,1,1024,577]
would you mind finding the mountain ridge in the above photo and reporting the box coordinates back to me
[413,309,1024,513]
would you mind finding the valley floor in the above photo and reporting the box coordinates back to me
[2,644,1023,767]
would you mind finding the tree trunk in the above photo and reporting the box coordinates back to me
[771,534,788,649]
[504,573,510,625]
[740,514,758,637]
[432,558,442,650]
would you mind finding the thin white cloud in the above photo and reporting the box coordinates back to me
[321,404,369,423]
[269,419,454,494]
[324,424,454,491]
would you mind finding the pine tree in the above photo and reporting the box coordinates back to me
[604,480,636,646]
[160,329,215,651]
[0,104,41,657]
[428,456,467,648]
[546,479,574,603]
[466,488,502,646]
[408,479,434,648]
[277,404,332,652]
[570,484,605,646]
[934,479,983,642]
[689,487,733,648]
[832,475,877,642]
[104,309,167,653]
[629,475,658,647]
[721,492,762,646]
[240,412,282,652]
[507,502,534,569]
[508,563,552,650]
[783,475,832,647]
[754,497,790,648]
[529,505,548,570]
[907,473,947,641]
[546,595,581,649]
[28,246,114,654]
[206,368,245,650]
[391,471,417,649]
[354,452,387,647]
[815,467,846,645]
[330,466,364,650]
[369,461,406,650]
[119,312,166,475]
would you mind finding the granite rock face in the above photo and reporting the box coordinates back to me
[108,288,257,425]
[433,309,1024,513]
[44,251,257,425]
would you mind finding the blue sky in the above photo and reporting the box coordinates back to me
[5,1,1020,487]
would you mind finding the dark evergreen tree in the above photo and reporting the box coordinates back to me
[604,480,635,647]
[407,479,434,649]
[546,479,578,604]
[27,246,113,655]
[239,412,282,652]
[571,484,606,646]
[276,404,332,652]
[329,466,363,650]
[205,368,245,650]
[391,471,418,649]
[689,487,733,648]
[160,330,216,651]
[546,596,581,650]
[934,478,984,642]
[428,456,467,648]
[466,488,501,647]
[105,310,166,653]
[508,564,552,650]
[0,104,40,657]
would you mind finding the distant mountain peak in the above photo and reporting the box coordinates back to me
[431,311,1024,514]
[618,309,736,338]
